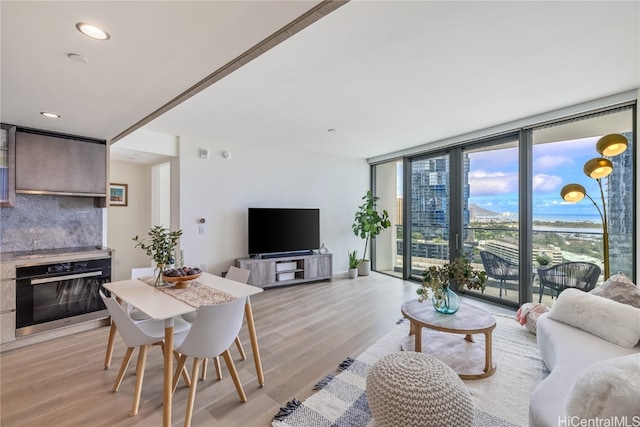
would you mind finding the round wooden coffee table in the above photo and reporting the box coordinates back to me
[400,299,497,380]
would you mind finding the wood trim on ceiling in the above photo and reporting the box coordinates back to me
[110,0,349,145]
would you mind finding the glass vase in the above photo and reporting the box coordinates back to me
[154,263,165,288]
[432,283,460,314]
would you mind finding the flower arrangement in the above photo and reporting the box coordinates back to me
[132,225,183,265]
[416,256,487,303]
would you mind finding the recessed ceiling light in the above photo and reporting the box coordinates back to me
[76,22,110,40]
[67,53,89,63]
[41,112,61,119]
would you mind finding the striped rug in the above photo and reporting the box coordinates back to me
[272,314,549,427]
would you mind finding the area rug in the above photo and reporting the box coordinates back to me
[272,314,549,427]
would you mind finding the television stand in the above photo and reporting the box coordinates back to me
[236,253,332,288]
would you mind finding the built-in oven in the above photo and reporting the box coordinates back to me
[16,257,111,337]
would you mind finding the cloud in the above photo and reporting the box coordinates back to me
[534,155,573,172]
[469,170,517,196]
[533,174,563,193]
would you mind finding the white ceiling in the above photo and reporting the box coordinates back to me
[2,1,639,164]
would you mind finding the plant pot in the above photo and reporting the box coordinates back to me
[357,260,370,276]
[348,268,358,279]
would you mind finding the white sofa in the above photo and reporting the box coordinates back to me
[529,281,640,427]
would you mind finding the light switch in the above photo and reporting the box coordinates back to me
[198,226,205,235]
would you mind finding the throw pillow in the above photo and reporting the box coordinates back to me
[548,288,640,349]
[589,273,640,308]
[565,353,640,419]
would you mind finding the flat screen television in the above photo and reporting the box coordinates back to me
[248,208,320,256]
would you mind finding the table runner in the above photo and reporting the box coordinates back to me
[138,276,235,307]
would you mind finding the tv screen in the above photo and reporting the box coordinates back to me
[248,208,320,256]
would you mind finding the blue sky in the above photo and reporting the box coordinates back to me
[468,136,604,220]
[395,135,622,221]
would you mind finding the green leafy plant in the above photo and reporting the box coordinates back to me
[416,256,487,303]
[352,191,391,262]
[348,250,359,269]
[535,253,551,266]
[133,225,183,265]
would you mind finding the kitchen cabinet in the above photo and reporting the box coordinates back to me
[15,128,107,199]
[0,124,16,207]
[1,262,16,344]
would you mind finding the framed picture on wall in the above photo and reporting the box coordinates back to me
[109,183,128,206]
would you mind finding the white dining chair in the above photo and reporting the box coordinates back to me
[199,266,250,381]
[99,290,192,416]
[104,267,155,369]
[171,297,247,427]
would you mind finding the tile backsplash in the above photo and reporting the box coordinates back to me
[0,194,103,252]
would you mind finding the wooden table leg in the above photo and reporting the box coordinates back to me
[104,322,117,369]
[163,318,174,427]
[413,322,422,352]
[484,329,495,375]
[244,297,264,386]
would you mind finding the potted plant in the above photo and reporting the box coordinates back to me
[536,253,551,267]
[352,191,391,276]
[348,250,359,279]
[133,225,183,285]
[416,256,487,314]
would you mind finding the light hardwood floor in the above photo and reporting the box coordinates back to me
[0,272,514,427]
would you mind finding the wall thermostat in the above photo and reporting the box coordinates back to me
[199,148,209,159]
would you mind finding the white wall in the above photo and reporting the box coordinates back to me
[107,161,154,281]
[175,136,370,276]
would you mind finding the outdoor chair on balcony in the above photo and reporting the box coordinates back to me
[537,261,601,302]
[479,251,519,298]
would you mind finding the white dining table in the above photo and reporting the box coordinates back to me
[103,271,264,427]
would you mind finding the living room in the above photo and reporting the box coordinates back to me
[1,1,639,426]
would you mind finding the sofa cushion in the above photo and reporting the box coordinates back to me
[548,289,640,349]
[565,353,640,419]
[589,273,640,308]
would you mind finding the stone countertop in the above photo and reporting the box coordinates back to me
[0,246,113,264]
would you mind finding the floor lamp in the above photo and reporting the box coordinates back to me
[559,133,628,280]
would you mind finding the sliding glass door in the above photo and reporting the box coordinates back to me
[408,154,451,279]
[462,137,520,305]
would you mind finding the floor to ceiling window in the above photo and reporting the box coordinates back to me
[463,137,520,305]
[373,160,403,278]
[370,101,636,309]
[407,154,451,278]
[532,108,635,306]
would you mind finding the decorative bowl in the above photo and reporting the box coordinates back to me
[162,272,202,289]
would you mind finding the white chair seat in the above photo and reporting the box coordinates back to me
[100,290,192,417]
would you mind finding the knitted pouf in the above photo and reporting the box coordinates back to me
[366,351,474,427]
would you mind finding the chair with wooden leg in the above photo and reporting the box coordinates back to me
[172,297,248,427]
[99,290,191,416]
[198,266,250,381]
[104,267,155,369]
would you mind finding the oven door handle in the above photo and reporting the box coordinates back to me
[30,271,103,284]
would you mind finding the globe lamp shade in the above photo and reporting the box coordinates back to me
[561,184,586,203]
[596,134,627,157]
[583,158,613,179]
